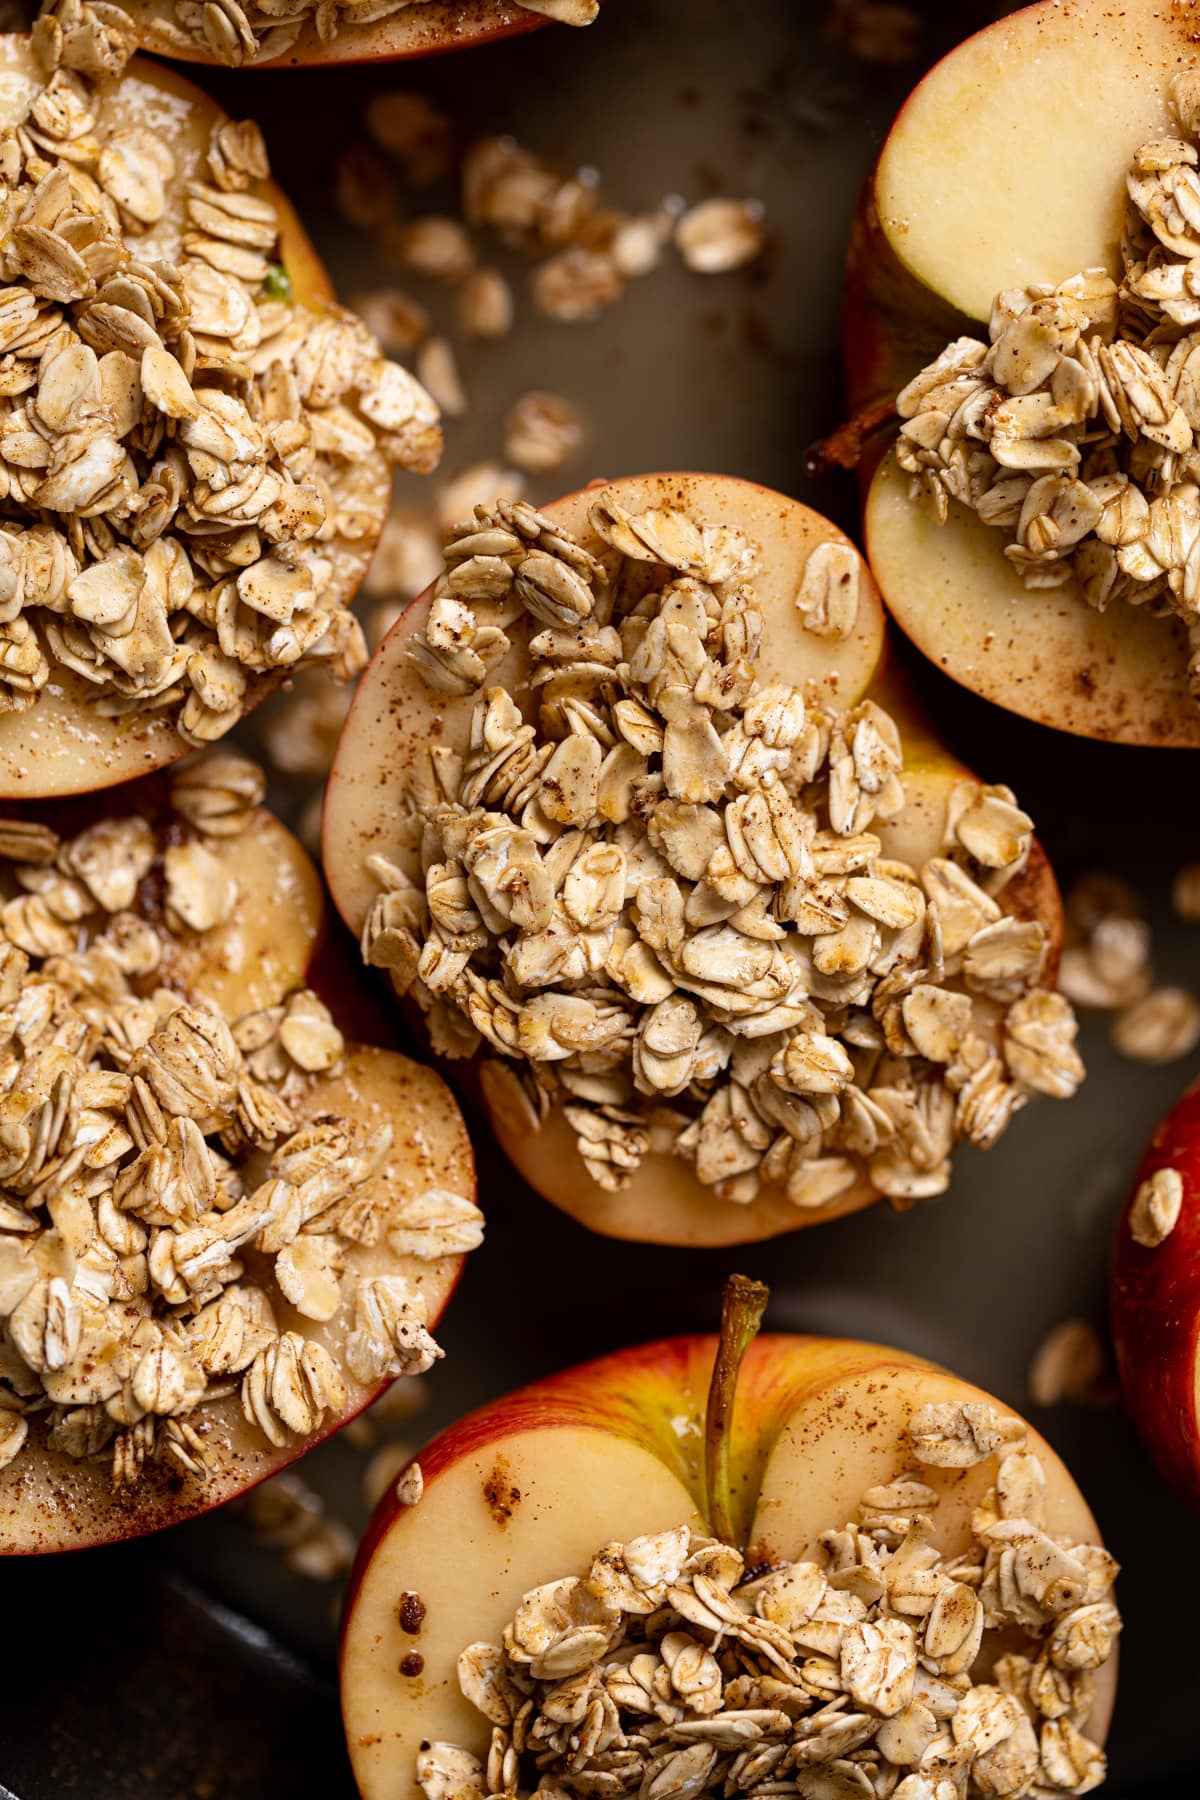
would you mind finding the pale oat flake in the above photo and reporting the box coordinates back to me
[1028,1319,1108,1409]
[418,1407,1118,1800]
[1129,1165,1184,1247]
[363,489,1082,1214]
[395,1457,424,1506]
[1112,985,1200,1063]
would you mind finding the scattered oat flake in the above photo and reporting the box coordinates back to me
[417,337,469,419]
[825,0,923,63]
[1112,986,1200,1063]
[1028,1318,1107,1407]
[363,1438,418,1511]
[675,198,766,273]
[1129,1165,1184,1247]
[396,1460,424,1507]
[504,391,587,475]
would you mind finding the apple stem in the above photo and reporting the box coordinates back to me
[804,394,899,478]
[704,1273,769,1549]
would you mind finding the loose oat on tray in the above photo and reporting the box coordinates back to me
[362,488,1083,1213]
[420,1400,1119,1800]
[0,2,440,744]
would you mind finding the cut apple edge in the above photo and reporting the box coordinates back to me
[0,1043,475,1555]
[340,1337,1115,1800]
[866,449,1200,749]
[129,0,550,67]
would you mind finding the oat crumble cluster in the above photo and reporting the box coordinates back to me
[419,1402,1119,1800]
[138,0,597,68]
[896,69,1200,701]
[362,491,1083,1211]
[0,1,441,743]
[0,752,483,1487]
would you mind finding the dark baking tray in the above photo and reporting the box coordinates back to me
[2,2,1194,1792]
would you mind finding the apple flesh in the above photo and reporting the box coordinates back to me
[0,37,389,799]
[865,452,1200,749]
[0,781,475,1554]
[851,0,1200,746]
[127,0,557,68]
[325,471,1065,1246]
[1111,1081,1200,1508]
[340,1333,1117,1800]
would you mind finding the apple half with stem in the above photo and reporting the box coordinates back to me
[0,758,477,1553]
[124,0,580,71]
[0,34,415,799]
[846,0,1200,747]
[325,469,1070,1248]
[341,1277,1119,1800]
[1111,1079,1200,1509]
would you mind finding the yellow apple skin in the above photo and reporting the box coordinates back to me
[324,471,1065,1246]
[339,1333,1117,1800]
[0,783,475,1555]
[129,0,556,68]
[0,37,389,801]
[843,1,1200,747]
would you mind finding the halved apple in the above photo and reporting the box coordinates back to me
[325,471,1071,1247]
[0,35,417,798]
[1111,1079,1200,1508]
[125,0,567,70]
[341,1329,1118,1800]
[0,762,477,1553]
[850,0,1200,745]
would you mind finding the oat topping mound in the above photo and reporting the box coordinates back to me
[418,1403,1119,1800]
[0,752,482,1488]
[895,70,1200,701]
[0,2,441,744]
[132,0,597,69]
[363,489,1082,1211]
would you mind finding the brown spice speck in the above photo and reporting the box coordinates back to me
[400,1653,425,1677]
[399,1591,427,1634]
[483,1457,521,1526]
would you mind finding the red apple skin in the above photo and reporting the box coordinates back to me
[841,175,962,431]
[341,1334,906,1626]
[1111,1081,1200,1508]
